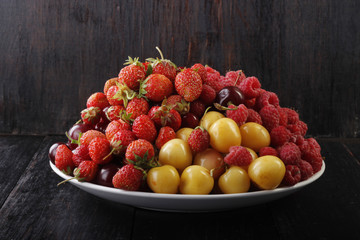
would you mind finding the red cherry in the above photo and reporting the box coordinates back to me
[95,163,121,187]
[181,113,200,129]
[215,86,245,107]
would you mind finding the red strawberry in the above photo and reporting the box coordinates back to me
[139,73,173,102]
[225,104,248,126]
[72,144,91,167]
[187,126,210,153]
[163,95,189,114]
[175,68,202,102]
[58,161,99,186]
[81,107,101,126]
[118,57,146,91]
[80,130,106,147]
[87,92,110,110]
[132,115,157,143]
[155,126,176,150]
[112,164,144,191]
[106,82,136,108]
[110,129,136,155]
[125,97,149,121]
[190,63,207,83]
[55,144,74,175]
[103,77,118,95]
[125,139,155,164]
[224,146,253,166]
[105,119,131,141]
[148,106,182,131]
[105,105,125,121]
[88,137,113,165]
[146,47,177,81]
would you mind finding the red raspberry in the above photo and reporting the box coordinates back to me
[244,98,256,109]
[282,165,301,186]
[255,91,280,110]
[190,100,206,118]
[226,104,248,126]
[224,146,253,166]
[238,77,261,99]
[306,155,323,173]
[283,108,299,124]
[293,135,310,154]
[270,126,291,147]
[219,75,233,88]
[225,70,246,86]
[191,63,207,83]
[277,107,288,126]
[302,138,322,161]
[259,147,278,157]
[287,120,308,136]
[199,84,216,106]
[297,159,314,180]
[279,142,301,165]
[246,109,262,125]
[259,105,280,131]
[204,67,223,93]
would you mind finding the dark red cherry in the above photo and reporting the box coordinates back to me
[48,142,65,163]
[181,113,200,129]
[96,163,121,187]
[215,86,245,108]
[67,123,93,149]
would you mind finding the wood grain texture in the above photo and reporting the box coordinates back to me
[0,136,134,239]
[0,0,359,137]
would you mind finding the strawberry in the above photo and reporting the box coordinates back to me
[58,161,99,186]
[106,82,136,107]
[163,94,189,114]
[103,77,118,94]
[105,119,131,141]
[132,115,157,143]
[105,105,125,121]
[118,57,146,91]
[125,139,155,165]
[112,164,144,191]
[139,74,173,102]
[190,63,207,83]
[88,137,113,165]
[80,130,106,147]
[175,68,202,102]
[80,107,101,126]
[187,126,210,153]
[110,129,136,155]
[148,106,181,131]
[125,97,149,121]
[146,47,177,81]
[72,144,91,167]
[224,146,253,166]
[86,92,110,110]
[155,126,176,150]
[55,144,74,175]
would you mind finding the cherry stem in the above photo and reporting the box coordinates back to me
[155,46,164,60]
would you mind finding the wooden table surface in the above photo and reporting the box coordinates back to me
[1,135,359,239]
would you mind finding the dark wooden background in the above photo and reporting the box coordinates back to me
[1,0,359,138]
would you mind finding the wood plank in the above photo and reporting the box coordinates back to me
[0,136,134,239]
[269,139,360,239]
[0,135,44,206]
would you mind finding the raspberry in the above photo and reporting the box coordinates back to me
[204,67,223,93]
[259,105,280,131]
[224,146,253,166]
[238,77,261,99]
[282,165,301,186]
[287,120,308,136]
[255,91,280,110]
[259,147,278,157]
[270,126,291,147]
[277,107,288,126]
[246,109,262,125]
[190,100,206,118]
[283,108,299,124]
[223,70,246,87]
[219,75,234,87]
[199,84,216,106]
[279,142,301,165]
[306,155,323,173]
[302,138,322,161]
[297,159,314,180]
[226,104,248,126]
[244,98,256,108]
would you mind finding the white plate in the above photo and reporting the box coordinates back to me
[50,161,325,212]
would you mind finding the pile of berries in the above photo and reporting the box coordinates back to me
[49,47,323,194]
